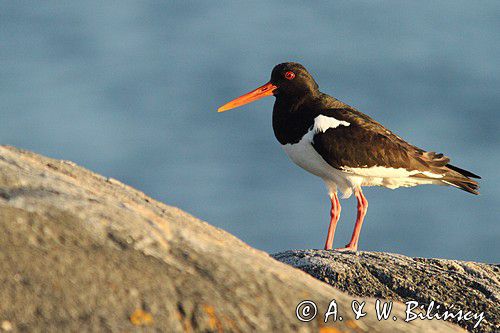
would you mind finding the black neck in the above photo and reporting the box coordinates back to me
[272,92,319,145]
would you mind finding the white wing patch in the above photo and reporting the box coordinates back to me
[312,114,350,133]
[303,114,350,143]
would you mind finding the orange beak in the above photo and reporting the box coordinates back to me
[217,82,277,112]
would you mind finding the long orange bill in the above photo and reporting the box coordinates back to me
[217,82,277,112]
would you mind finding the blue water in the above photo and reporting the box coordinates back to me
[2,2,499,262]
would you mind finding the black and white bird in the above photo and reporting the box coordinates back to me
[218,62,480,251]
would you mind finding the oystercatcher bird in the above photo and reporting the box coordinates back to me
[218,62,480,251]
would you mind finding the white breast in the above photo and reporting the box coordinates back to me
[282,114,357,198]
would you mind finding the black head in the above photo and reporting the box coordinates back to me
[217,62,319,112]
[270,62,319,98]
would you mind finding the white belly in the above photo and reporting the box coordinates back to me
[282,137,358,198]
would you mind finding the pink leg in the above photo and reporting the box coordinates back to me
[337,188,368,252]
[324,192,341,250]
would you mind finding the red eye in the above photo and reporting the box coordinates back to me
[284,71,295,80]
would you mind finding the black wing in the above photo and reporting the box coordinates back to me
[311,107,449,172]
[311,107,480,194]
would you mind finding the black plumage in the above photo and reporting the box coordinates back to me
[270,63,480,195]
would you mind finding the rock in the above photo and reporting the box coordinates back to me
[0,146,464,332]
[273,250,499,333]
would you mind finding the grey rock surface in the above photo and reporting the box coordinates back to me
[0,146,464,332]
[273,250,499,333]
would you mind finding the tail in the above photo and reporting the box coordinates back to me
[442,164,481,195]
[446,164,481,179]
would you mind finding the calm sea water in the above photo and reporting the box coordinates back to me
[2,2,499,262]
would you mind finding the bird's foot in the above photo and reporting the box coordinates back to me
[334,244,358,253]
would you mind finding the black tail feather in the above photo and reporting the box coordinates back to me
[446,164,481,179]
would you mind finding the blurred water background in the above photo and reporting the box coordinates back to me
[2,1,498,262]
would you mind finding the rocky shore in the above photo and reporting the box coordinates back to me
[0,146,482,332]
[273,250,499,333]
